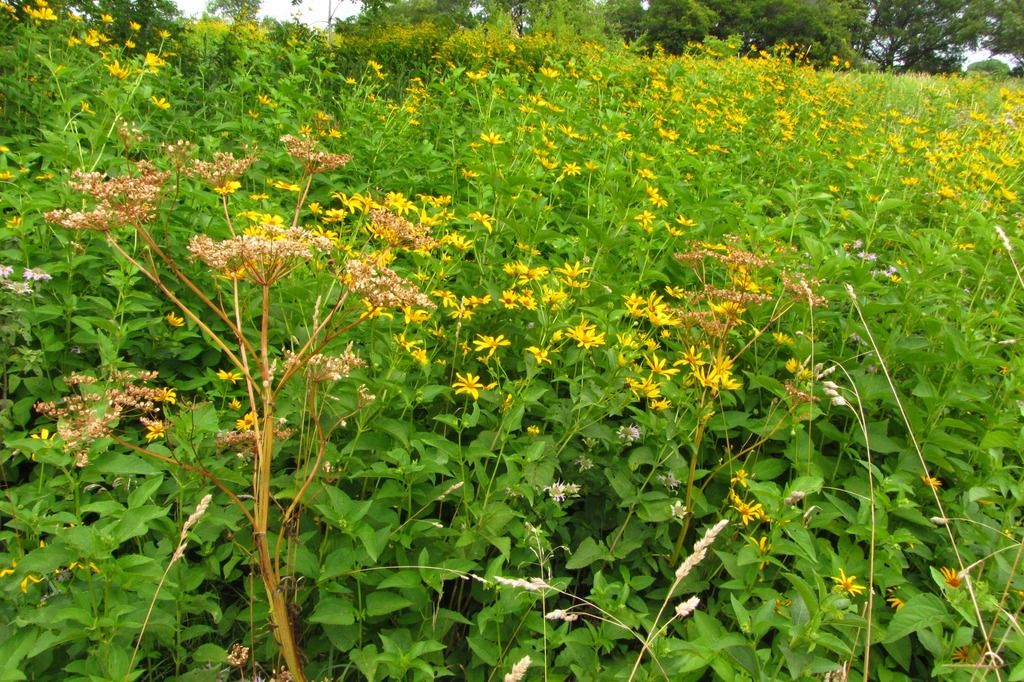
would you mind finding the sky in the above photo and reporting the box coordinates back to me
[172,0,360,27]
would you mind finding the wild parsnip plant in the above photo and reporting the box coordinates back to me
[1,4,1024,681]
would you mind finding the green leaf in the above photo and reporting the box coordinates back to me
[883,594,947,643]
[310,596,356,626]
[364,591,413,617]
[565,536,607,570]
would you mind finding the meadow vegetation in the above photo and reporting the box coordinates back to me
[1,5,1023,681]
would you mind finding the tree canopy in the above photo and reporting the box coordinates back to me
[199,0,1017,73]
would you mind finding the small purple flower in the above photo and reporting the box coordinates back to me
[658,472,681,490]
[2,281,33,295]
[22,268,51,282]
[544,480,581,503]
[857,251,878,262]
[617,424,642,443]
[0,265,12,279]
[851,239,863,250]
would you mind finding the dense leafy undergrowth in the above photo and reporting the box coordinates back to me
[1,6,1024,681]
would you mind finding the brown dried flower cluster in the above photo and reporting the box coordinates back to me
[673,310,731,339]
[162,139,198,171]
[46,161,170,231]
[283,345,365,383]
[116,121,146,150]
[784,379,819,405]
[368,209,439,251]
[344,258,434,309]
[188,226,334,285]
[187,151,256,188]
[697,285,773,306]
[35,370,167,467]
[782,272,827,307]
[215,422,293,455]
[227,643,249,668]
[674,241,771,269]
[280,135,352,174]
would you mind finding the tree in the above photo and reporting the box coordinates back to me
[984,0,1024,68]
[966,57,1012,75]
[384,0,478,28]
[206,0,261,22]
[704,0,860,61]
[644,0,717,52]
[853,0,986,72]
[603,0,648,43]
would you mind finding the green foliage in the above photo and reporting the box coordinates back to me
[967,57,1012,76]
[853,0,987,72]
[984,0,1024,69]
[2,5,1024,681]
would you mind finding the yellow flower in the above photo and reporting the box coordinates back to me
[565,319,605,349]
[228,398,242,410]
[106,60,131,80]
[921,474,943,490]
[452,373,485,400]
[165,312,184,328]
[150,96,171,110]
[525,346,550,365]
[19,574,44,592]
[403,307,431,324]
[940,567,961,589]
[479,131,504,145]
[155,388,176,404]
[145,421,167,442]
[886,595,905,611]
[100,13,113,22]
[472,334,511,360]
[527,425,541,436]
[144,52,167,72]
[831,568,866,597]
[236,411,258,432]
[214,180,241,196]
[30,428,56,441]
[25,5,57,20]
[270,179,301,192]
[772,332,794,345]
[216,369,242,384]
[649,397,672,411]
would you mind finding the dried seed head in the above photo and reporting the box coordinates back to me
[544,609,579,622]
[227,643,249,668]
[784,490,806,506]
[674,596,701,619]
[344,258,434,309]
[46,161,170,232]
[494,576,551,592]
[280,134,352,174]
[369,208,439,250]
[503,655,531,682]
[188,225,333,284]
[187,151,256,188]
[675,519,729,581]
